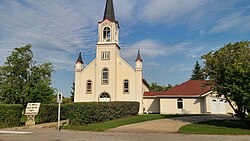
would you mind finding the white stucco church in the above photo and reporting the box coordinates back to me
[74,0,150,114]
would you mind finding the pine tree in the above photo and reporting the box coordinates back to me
[191,61,205,80]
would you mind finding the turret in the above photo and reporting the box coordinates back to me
[135,50,143,114]
[135,50,142,71]
[75,52,84,72]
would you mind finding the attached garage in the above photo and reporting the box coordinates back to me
[211,98,226,114]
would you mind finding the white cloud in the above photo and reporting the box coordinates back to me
[139,0,202,24]
[209,11,250,33]
[122,39,203,59]
[114,0,137,24]
[144,61,160,69]
[0,0,102,70]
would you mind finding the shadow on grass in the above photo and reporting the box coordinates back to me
[197,120,250,130]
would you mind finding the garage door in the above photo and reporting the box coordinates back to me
[211,99,226,114]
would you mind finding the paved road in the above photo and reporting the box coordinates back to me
[0,129,250,141]
[1,115,248,141]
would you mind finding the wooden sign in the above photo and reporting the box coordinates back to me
[25,103,41,115]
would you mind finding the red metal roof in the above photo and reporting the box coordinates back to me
[144,80,211,97]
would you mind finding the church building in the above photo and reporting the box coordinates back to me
[74,0,150,114]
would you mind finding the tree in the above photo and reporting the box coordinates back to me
[202,41,250,120]
[150,82,173,92]
[191,61,205,80]
[70,82,75,102]
[0,44,55,106]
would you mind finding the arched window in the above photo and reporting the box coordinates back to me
[103,27,111,42]
[99,92,111,102]
[177,98,183,109]
[102,68,109,85]
[100,93,110,98]
[86,80,92,94]
[123,79,129,93]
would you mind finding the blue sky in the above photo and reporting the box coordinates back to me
[0,0,250,97]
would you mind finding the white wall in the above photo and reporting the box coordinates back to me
[160,98,203,114]
[143,98,160,113]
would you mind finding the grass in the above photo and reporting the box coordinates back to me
[62,114,205,131]
[179,120,250,135]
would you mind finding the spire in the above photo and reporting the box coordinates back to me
[135,50,142,62]
[76,52,83,64]
[103,0,115,22]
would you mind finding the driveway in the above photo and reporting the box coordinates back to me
[107,114,238,133]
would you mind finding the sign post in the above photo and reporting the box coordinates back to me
[57,92,63,131]
[25,103,41,126]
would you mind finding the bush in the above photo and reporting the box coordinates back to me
[246,113,250,124]
[0,104,23,127]
[36,104,59,124]
[35,102,139,125]
[64,102,139,126]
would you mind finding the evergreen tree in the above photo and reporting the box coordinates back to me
[191,61,205,80]
[0,44,55,106]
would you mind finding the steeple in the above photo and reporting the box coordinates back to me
[76,52,83,64]
[135,50,142,62]
[103,0,115,22]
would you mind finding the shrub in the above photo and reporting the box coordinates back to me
[35,102,139,125]
[246,113,250,124]
[64,102,139,126]
[36,104,59,124]
[0,104,23,127]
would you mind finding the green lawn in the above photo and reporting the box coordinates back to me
[179,120,250,135]
[63,114,205,131]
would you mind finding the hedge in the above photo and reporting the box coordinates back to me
[36,104,67,124]
[0,104,23,127]
[36,102,139,125]
[64,102,139,126]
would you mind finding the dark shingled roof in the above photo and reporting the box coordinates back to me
[103,0,115,22]
[135,50,142,62]
[76,52,83,64]
[144,80,211,97]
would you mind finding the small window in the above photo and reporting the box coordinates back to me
[100,93,110,98]
[177,98,183,109]
[102,68,109,85]
[103,27,111,42]
[123,80,129,94]
[101,52,110,60]
[86,80,92,94]
[212,99,216,102]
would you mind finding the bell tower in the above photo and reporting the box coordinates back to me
[97,0,119,45]
[95,0,120,102]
